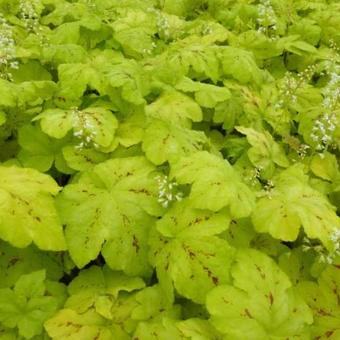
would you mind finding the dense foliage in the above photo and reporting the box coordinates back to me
[0,0,339,339]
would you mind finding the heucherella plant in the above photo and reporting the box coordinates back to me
[0,0,339,339]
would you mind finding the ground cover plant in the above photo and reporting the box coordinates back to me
[0,0,339,339]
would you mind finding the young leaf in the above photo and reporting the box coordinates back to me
[236,126,290,177]
[219,47,263,84]
[45,308,130,340]
[18,124,73,173]
[170,151,256,218]
[142,119,207,165]
[176,77,231,108]
[65,265,144,317]
[145,90,202,126]
[0,270,66,339]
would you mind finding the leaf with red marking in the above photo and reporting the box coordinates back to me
[56,157,162,277]
[297,265,340,339]
[149,199,234,304]
[206,249,313,339]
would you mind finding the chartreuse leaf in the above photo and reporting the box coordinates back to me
[11,61,52,83]
[310,152,339,181]
[278,247,315,286]
[132,284,181,322]
[142,118,208,165]
[176,319,221,340]
[206,249,313,340]
[62,145,110,172]
[116,110,146,147]
[288,18,322,46]
[161,0,200,16]
[234,31,282,60]
[145,90,202,126]
[42,43,87,66]
[33,107,118,149]
[161,39,220,82]
[133,316,220,339]
[45,308,130,340]
[133,317,183,340]
[65,265,144,317]
[219,46,263,84]
[104,59,149,106]
[149,199,234,304]
[0,166,66,250]
[56,63,100,105]
[17,124,54,172]
[33,108,73,139]
[45,268,145,339]
[0,241,65,288]
[278,35,317,56]
[56,157,161,276]
[18,124,73,174]
[170,151,255,218]
[176,77,231,108]
[252,164,340,250]
[46,270,176,339]
[0,270,66,339]
[0,80,18,107]
[237,126,290,177]
[111,8,157,58]
[297,266,340,339]
[16,81,57,108]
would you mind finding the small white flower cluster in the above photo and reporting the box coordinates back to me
[249,166,263,186]
[310,112,337,155]
[201,24,213,36]
[142,42,157,55]
[276,65,316,108]
[84,0,96,10]
[249,166,275,197]
[280,73,298,104]
[264,179,274,199]
[302,228,340,264]
[257,0,277,39]
[296,143,310,159]
[156,14,170,40]
[322,71,340,110]
[19,0,40,33]
[283,135,310,161]
[19,0,49,47]
[310,41,339,155]
[156,175,183,208]
[0,13,19,80]
[72,108,99,150]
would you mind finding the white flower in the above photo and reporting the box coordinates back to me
[156,175,183,208]
[310,112,338,155]
[257,0,277,37]
[0,13,18,80]
[72,108,99,150]
[19,0,39,32]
